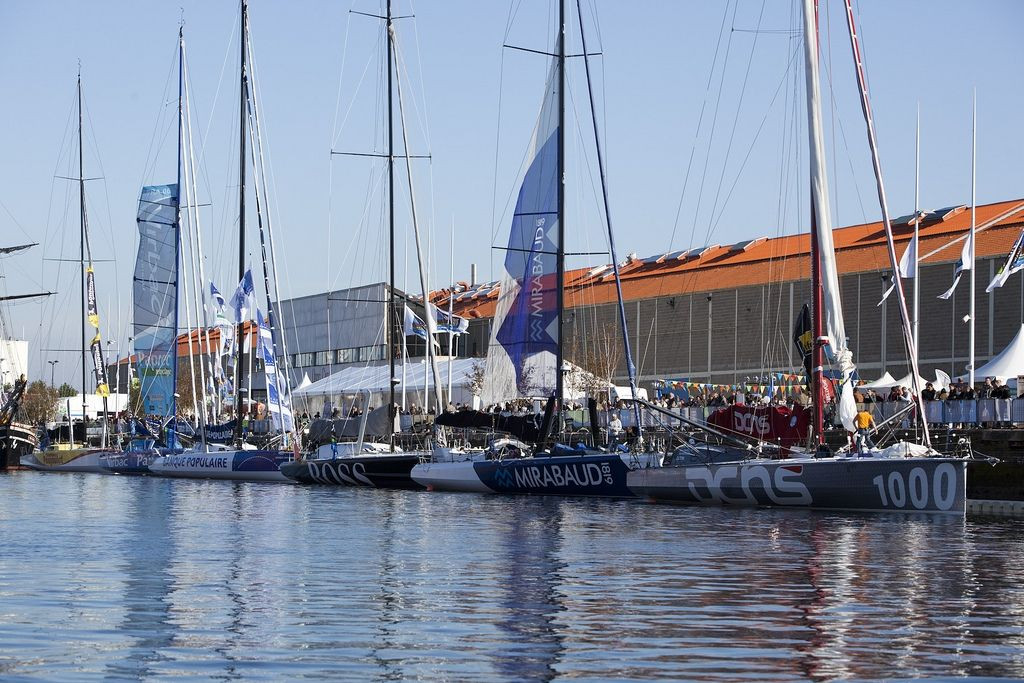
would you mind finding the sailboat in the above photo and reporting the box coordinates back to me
[627,0,968,514]
[409,0,662,497]
[102,30,188,476]
[148,2,293,483]
[21,73,117,474]
[280,0,435,489]
[0,245,51,470]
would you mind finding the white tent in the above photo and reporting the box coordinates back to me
[957,324,1024,387]
[293,358,482,409]
[861,369,950,392]
[295,373,313,391]
[859,372,897,390]
[293,358,604,411]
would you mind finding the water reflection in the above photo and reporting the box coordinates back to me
[491,498,565,681]
[1,472,1023,681]
[105,479,175,680]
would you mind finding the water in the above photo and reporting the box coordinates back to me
[1,471,1023,681]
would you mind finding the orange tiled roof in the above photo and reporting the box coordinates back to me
[431,199,1024,320]
[116,321,259,365]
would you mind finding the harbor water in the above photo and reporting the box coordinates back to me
[1,470,1022,681]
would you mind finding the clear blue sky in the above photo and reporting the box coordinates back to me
[1,0,1021,388]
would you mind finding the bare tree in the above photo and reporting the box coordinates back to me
[18,381,59,424]
[565,325,623,397]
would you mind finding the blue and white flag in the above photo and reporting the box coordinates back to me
[229,268,255,323]
[435,305,469,335]
[938,234,973,300]
[256,308,293,433]
[211,281,225,308]
[404,304,439,347]
[987,227,1024,293]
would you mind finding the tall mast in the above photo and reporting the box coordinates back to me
[386,0,397,452]
[233,0,248,444]
[969,91,976,387]
[170,26,184,447]
[554,0,566,414]
[804,2,825,446]
[913,105,920,355]
[574,0,642,439]
[77,71,87,426]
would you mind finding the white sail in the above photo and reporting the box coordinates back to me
[481,57,561,406]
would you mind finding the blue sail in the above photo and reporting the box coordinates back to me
[133,184,179,418]
[484,59,560,401]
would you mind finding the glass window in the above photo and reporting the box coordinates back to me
[315,351,331,366]
[336,348,357,364]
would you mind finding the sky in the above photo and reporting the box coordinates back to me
[0,0,1021,389]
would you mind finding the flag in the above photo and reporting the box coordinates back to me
[792,303,812,379]
[986,227,1024,293]
[210,281,232,328]
[899,233,918,279]
[435,306,469,334]
[229,269,255,323]
[938,234,972,300]
[403,304,425,338]
[403,304,440,348]
[85,265,110,397]
[878,235,918,305]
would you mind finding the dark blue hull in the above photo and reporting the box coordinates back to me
[98,447,178,476]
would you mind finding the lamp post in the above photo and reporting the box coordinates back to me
[47,359,59,388]
[706,293,713,382]
[880,274,890,374]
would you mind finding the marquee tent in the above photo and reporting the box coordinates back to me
[957,324,1024,387]
[292,358,605,410]
[858,372,897,390]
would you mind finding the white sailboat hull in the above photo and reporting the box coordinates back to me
[149,449,292,483]
[20,448,113,474]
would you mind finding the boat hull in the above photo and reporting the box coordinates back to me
[98,450,162,475]
[281,453,425,489]
[1,422,38,469]
[20,448,111,473]
[628,456,967,514]
[412,453,663,497]
[149,450,292,482]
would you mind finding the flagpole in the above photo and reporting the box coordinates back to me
[969,90,977,387]
[447,215,455,405]
[913,103,921,360]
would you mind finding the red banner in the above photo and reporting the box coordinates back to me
[707,403,810,449]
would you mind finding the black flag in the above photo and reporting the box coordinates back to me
[792,303,812,379]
